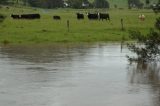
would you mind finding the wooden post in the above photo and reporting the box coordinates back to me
[121,18,124,31]
[121,36,125,52]
[67,20,69,32]
[121,42,123,52]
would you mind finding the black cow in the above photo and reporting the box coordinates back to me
[76,13,84,20]
[99,13,110,21]
[21,14,40,19]
[11,14,20,19]
[53,16,61,20]
[87,13,98,20]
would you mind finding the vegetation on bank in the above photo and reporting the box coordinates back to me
[0,6,159,44]
[127,17,160,64]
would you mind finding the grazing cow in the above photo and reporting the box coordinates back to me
[98,13,110,21]
[76,13,84,20]
[21,14,40,19]
[53,16,61,20]
[87,13,98,20]
[11,14,20,19]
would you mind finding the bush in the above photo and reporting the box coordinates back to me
[93,0,110,8]
[127,17,160,63]
[155,17,160,30]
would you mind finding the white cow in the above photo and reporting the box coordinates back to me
[139,14,145,21]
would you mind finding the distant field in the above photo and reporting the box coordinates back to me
[0,6,159,44]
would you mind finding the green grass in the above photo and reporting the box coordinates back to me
[0,6,159,44]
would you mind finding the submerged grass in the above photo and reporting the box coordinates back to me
[0,6,159,44]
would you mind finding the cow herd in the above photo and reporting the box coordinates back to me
[11,14,40,19]
[76,12,110,20]
[87,13,110,20]
[11,13,110,20]
[11,12,110,21]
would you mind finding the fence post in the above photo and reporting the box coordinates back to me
[67,20,69,32]
[121,18,124,31]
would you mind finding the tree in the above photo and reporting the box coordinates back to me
[45,0,63,8]
[16,0,19,4]
[0,0,9,4]
[27,0,40,7]
[93,0,109,8]
[22,0,28,6]
[67,0,90,9]
[67,0,82,8]
[146,0,150,5]
[127,17,160,63]
[128,0,143,9]
[27,0,63,8]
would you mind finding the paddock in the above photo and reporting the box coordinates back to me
[0,7,159,43]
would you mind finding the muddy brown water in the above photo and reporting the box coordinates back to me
[0,43,159,106]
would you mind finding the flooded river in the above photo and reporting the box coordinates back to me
[0,43,159,106]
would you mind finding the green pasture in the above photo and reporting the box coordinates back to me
[0,6,159,44]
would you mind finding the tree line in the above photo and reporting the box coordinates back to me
[128,0,160,9]
[1,0,159,9]
[0,0,110,9]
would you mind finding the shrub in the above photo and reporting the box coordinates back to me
[127,17,160,63]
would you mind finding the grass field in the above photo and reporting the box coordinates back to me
[0,6,159,44]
